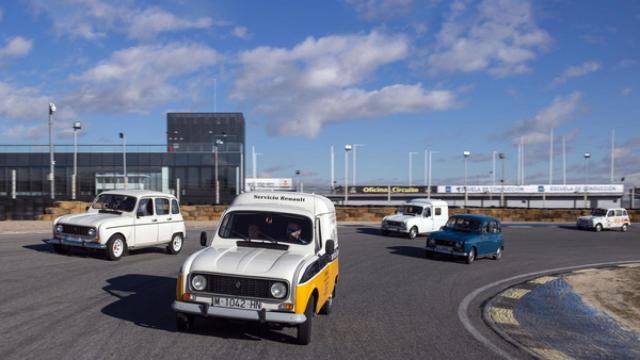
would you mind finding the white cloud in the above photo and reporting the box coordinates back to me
[428,0,551,77]
[232,26,250,39]
[0,37,33,63]
[551,61,601,86]
[68,43,219,112]
[621,87,632,96]
[346,0,413,20]
[504,92,582,145]
[232,31,456,137]
[29,0,214,40]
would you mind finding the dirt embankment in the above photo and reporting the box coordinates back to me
[565,265,640,333]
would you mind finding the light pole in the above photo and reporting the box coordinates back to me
[463,151,471,208]
[426,150,438,199]
[499,153,506,208]
[295,170,301,192]
[352,144,364,186]
[584,152,591,208]
[408,152,418,186]
[330,146,335,191]
[72,122,81,199]
[214,139,224,204]
[344,145,352,204]
[48,103,56,199]
[119,132,127,189]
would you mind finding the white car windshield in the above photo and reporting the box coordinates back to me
[398,206,422,216]
[218,211,313,245]
[591,209,607,216]
[92,194,137,212]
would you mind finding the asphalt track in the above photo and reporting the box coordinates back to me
[1,224,639,360]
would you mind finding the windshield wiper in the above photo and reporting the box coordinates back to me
[99,209,122,215]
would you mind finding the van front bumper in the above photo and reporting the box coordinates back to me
[43,237,106,249]
[172,300,306,325]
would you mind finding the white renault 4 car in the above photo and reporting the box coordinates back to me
[45,190,186,260]
[577,207,631,232]
[173,192,339,345]
[381,199,449,239]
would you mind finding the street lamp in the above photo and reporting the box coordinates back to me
[344,144,352,204]
[214,139,224,204]
[48,103,56,199]
[584,152,591,208]
[408,152,418,186]
[463,151,471,208]
[72,121,81,199]
[352,144,364,186]
[499,153,506,207]
[426,150,438,199]
[119,132,127,189]
[295,170,301,192]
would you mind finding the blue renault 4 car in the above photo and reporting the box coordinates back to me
[425,214,504,264]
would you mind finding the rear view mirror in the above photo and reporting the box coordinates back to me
[200,231,208,247]
[85,206,90,211]
[325,240,335,255]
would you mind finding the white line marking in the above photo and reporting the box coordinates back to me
[457,260,640,360]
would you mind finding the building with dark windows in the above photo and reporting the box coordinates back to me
[0,113,245,219]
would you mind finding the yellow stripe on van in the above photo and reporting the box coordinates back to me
[295,259,339,315]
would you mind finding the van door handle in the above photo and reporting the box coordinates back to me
[167,218,172,221]
[152,219,158,222]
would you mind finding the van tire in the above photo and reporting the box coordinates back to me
[320,288,335,315]
[408,226,418,240]
[621,224,628,232]
[167,233,184,255]
[297,295,315,345]
[595,223,603,232]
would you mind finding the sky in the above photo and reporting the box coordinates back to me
[0,0,639,189]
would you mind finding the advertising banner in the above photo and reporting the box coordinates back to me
[334,185,431,194]
[245,178,294,191]
[436,184,624,194]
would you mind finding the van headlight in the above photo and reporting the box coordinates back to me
[191,275,207,291]
[55,224,64,233]
[270,282,287,299]
[87,228,96,237]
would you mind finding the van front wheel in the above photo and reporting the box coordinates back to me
[297,295,315,345]
[408,226,418,240]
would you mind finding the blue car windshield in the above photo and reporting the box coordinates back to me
[445,217,482,232]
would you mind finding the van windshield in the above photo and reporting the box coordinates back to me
[398,206,422,216]
[218,211,313,245]
[92,194,137,212]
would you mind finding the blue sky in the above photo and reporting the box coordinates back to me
[0,0,639,188]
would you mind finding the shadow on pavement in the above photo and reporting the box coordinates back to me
[101,274,299,343]
[387,246,471,264]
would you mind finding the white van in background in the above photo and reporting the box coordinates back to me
[381,199,449,239]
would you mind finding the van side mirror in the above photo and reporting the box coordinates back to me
[325,240,335,255]
[200,231,208,247]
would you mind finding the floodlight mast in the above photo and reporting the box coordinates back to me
[48,103,56,199]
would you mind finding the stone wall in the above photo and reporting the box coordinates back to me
[37,201,638,223]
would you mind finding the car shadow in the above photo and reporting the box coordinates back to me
[23,241,107,259]
[101,274,299,343]
[356,227,384,236]
[387,246,468,264]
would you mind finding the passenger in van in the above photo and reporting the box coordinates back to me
[286,222,305,244]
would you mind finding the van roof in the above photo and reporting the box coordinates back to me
[231,192,335,216]
[407,198,448,206]
[99,190,176,198]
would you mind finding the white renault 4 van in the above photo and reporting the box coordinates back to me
[381,198,449,239]
[173,192,339,345]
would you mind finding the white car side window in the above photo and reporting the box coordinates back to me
[607,210,615,217]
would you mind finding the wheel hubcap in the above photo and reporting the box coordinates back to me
[173,236,182,250]
[113,239,123,257]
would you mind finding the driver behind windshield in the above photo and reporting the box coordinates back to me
[286,222,305,244]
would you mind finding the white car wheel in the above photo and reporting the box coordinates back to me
[621,224,628,232]
[106,235,126,261]
[409,227,418,240]
[167,234,183,255]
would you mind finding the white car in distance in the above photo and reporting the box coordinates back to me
[45,190,186,260]
[381,199,449,239]
[576,207,631,232]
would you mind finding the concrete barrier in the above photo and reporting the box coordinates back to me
[37,201,638,223]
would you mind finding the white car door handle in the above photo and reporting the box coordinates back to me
[152,219,158,222]
[167,218,172,221]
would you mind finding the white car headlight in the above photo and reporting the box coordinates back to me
[55,224,64,233]
[191,275,207,291]
[87,228,96,237]
[270,282,287,299]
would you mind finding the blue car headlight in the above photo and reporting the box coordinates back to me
[427,237,436,247]
[454,242,464,250]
